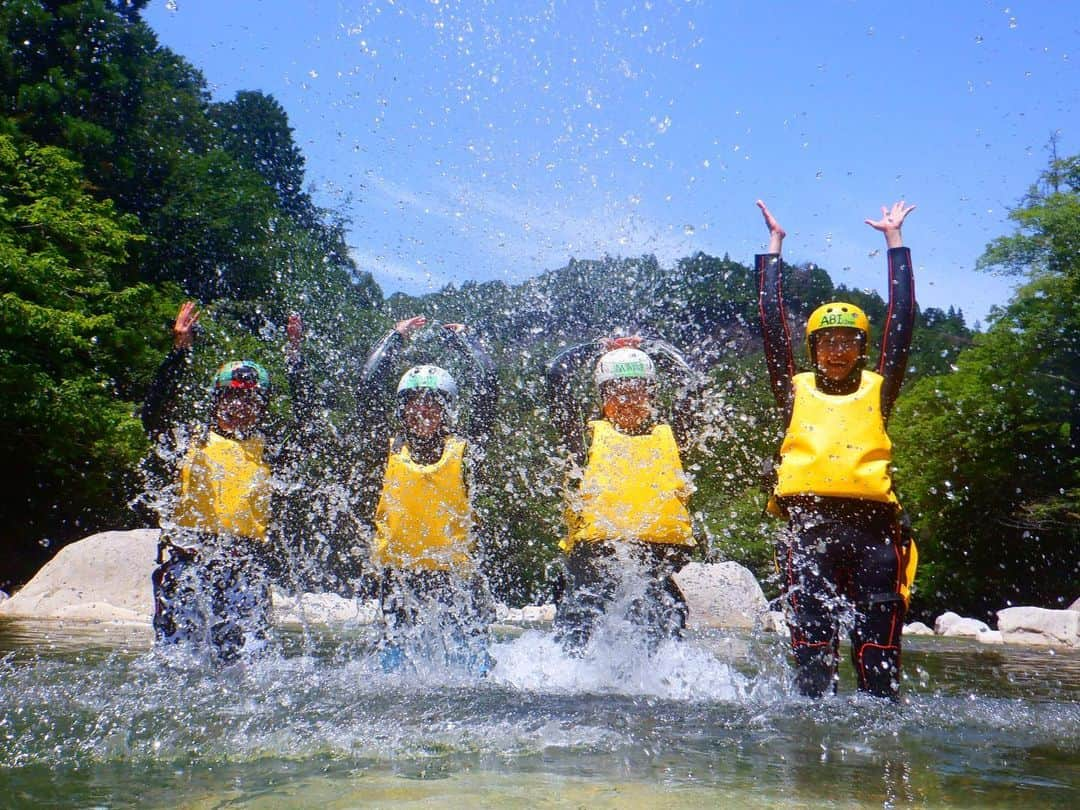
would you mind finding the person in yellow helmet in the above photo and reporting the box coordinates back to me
[756,199,918,699]
[546,334,705,655]
[353,315,498,672]
[142,301,311,664]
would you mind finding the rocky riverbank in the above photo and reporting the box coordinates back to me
[2,530,1077,648]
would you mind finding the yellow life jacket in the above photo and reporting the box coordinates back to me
[775,371,898,504]
[563,420,695,552]
[372,436,474,571]
[174,431,271,541]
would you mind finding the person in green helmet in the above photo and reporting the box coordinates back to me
[142,301,311,663]
[756,199,919,700]
[351,315,498,672]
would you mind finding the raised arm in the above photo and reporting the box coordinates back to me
[755,201,796,419]
[642,338,706,451]
[141,301,199,448]
[865,201,917,421]
[442,323,498,452]
[546,339,605,466]
[283,312,314,426]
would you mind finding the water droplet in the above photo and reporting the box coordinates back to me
[974,34,984,44]
[683,224,695,236]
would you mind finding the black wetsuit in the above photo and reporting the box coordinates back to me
[142,347,311,663]
[757,247,916,698]
[353,328,498,661]
[546,338,705,654]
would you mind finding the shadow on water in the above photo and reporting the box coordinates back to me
[1,619,1078,808]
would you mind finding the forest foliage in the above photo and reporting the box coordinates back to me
[1,1,1074,619]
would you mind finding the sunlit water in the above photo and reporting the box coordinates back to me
[1,619,1077,808]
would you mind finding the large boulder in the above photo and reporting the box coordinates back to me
[0,529,159,622]
[674,561,770,630]
[903,621,934,636]
[1068,597,1080,613]
[934,611,994,639]
[997,607,1080,648]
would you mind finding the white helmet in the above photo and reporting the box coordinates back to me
[396,365,458,402]
[594,348,657,389]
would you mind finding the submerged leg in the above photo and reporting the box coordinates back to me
[628,544,689,653]
[553,543,617,656]
[850,527,906,699]
[152,548,206,648]
[207,553,272,664]
[779,527,842,698]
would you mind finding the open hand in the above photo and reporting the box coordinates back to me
[865,201,916,248]
[602,334,643,351]
[172,301,200,350]
[756,200,786,253]
[394,315,427,337]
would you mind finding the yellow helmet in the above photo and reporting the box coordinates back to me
[806,301,870,342]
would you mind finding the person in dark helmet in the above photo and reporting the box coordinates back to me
[756,199,919,700]
[546,335,706,655]
[353,315,498,672]
[142,301,311,664]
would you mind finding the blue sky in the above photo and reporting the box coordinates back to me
[144,1,1077,324]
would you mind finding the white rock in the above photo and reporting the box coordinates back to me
[1068,597,1080,613]
[0,529,159,623]
[933,611,964,634]
[520,604,556,624]
[976,630,1004,644]
[673,561,770,630]
[938,615,993,639]
[272,589,378,625]
[997,606,1080,648]
[903,621,934,636]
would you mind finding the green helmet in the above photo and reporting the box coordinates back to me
[212,360,271,394]
[395,365,458,419]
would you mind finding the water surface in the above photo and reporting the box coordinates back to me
[1,619,1077,808]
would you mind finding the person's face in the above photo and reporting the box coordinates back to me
[215,389,265,432]
[814,327,863,381]
[602,379,655,432]
[402,392,446,438]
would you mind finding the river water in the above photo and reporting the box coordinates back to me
[1,619,1077,808]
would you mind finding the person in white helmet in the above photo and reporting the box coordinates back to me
[352,315,498,672]
[546,334,706,654]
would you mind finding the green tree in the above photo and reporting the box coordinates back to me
[891,155,1079,620]
[0,132,177,588]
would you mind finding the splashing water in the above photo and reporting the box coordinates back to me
[2,618,1078,807]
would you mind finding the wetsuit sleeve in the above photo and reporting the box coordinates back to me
[346,329,401,508]
[445,330,498,454]
[285,351,314,429]
[875,247,916,422]
[140,347,192,449]
[356,329,402,438]
[546,341,603,467]
[757,253,796,422]
[643,338,706,451]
